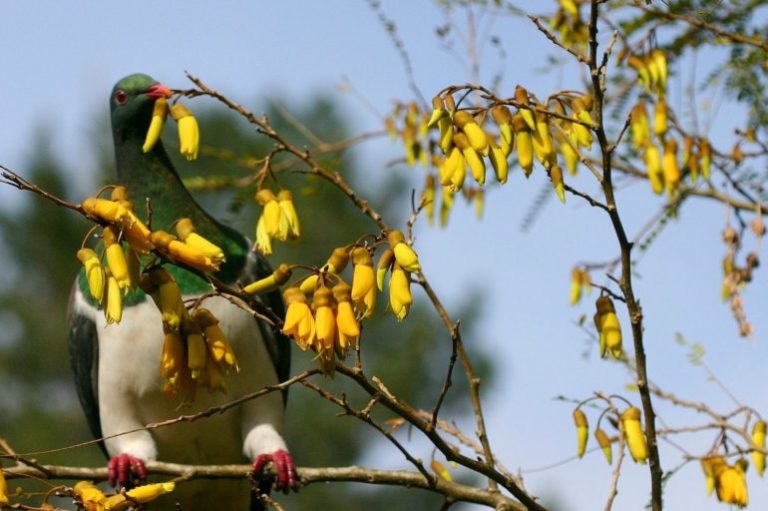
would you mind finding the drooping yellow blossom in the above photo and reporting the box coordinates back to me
[621,406,648,464]
[102,226,132,292]
[82,197,129,224]
[125,246,140,292]
[715,459,748,507]
[151,230,219,273]
[193,308,238,371]
[73,481,107,511]
[570,97,594,149]
[653,100,667,137]
[594,295,622,359]
[753,420,766,476]
[628,54,651,91]
[277,189,301,240]
[422,173,437,224]
[256,189,285,240]
[77,248,105,302]
[491,105,514,155]
[595,428,612,464]
[159,328,186,384]
[488,137,509,184]
[569,267,583,305]
[350,247,376,317]
[377,248,394,292]
[243,263,292,295]
[630,101,650,149]
[0,467,8,505]
[169,103,199,160]
[104,272,123,324]
[455,132,485,186]
[427,95,446,128]
[515,85,536,131]
[312,286,336,360]
[556,130,579,175]
[175,218,225,263]
[389,263,413,321]
[255,215,273,255]
[283,287,315,350]
[431,460,453,482]
[388,230,421,272]
[701,455,727,496]
[549,165,566,203]
[651,49,668,92]
[532,109,556,168]
[104,481,176,510]
[662,138,680,195]
[643,140,664,194]
[699,139,712,179]
[140,267,188,330]
[453,110,488,155]
[333,282,360,352]
[184,318,207,380]
[143,96,168,153]
[512,113,534,177]
[572,408,588,458]
[439,146,464,188]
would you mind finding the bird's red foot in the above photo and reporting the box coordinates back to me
[252,449,298,492]
[107,453,147,488]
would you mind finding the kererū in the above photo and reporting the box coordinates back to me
[68,73,297,509]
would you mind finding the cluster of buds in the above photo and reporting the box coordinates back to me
[550,0,589,52]
[571,404,648,465]
[255,188,301,255]
[593,295,622,359]
[701,456,749,507]
[77,187,225,325]
[142,92,200,161]
[140,268,238,399]
[568,266,592,305]
[385,101,431,167]
[626,49,668,96]
[74,480,175,511]
[721,220,763,337]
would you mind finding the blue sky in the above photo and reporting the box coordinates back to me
[2,2,767,510]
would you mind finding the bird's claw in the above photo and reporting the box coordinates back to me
[252,449,298,492]
[107,453,147,488]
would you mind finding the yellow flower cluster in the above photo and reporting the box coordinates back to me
[259,229,421,372]
[593,295,622,359]
[140,268,238,400]
[550,0,589,52]
[73,480,175,511]
[626,49,668,96]
[78,187,224,325]
[571,404,649,465]
[141,94,200,161]
[701,456,749,507]
[255,188,301,255]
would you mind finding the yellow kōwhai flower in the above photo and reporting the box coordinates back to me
[0,467,8,505]
[572,408,588,458]
[453,110,488,155]
[570,97,593,149]
[621,406,648,464]
[594,295,622,359]
[350,247,376,317]
[643,140,664,194]
[159,329,186,384]
[102,226,131,292]
[256,189,283,239]
[104,272,123,324]
[193,308,238,371]
[282,287,315,350]
[325,246,351,274]
[701,455,727,496]
[175,218,225,263]
[77,248,105,302]
[140,267,187,330]
[653,100,667,137]
[243,264,292,295]
[389,263,412,321]
[151,230,219,273]
[549,165,565,203]
[515,85,536,131]
[427,95,446,128]
[376,248,394,292]
[662,138,680,195]
[532,109,555,168]
[81,197,129,224]
[126,481,176,503]
[631,101,650,149]
[255,215,272,255]
[73,481,107,511]
[491,105,513,155]
[277,189,301,240]
[454,132,485,186]
[753,420,766,476]
[699,139,712,179]
[422,173,436,224]
[170,103,199,160]
[388,230,421,273]
[512,113,534,177]
[333,282,360,352]
[595,428,612,464]
[313,286,336,360]
[440,146,465,188]
[184,319,207,380]
[143,96,168,153]
[488,137,509,184]
[715,460,748,507]
[569,267,583,305]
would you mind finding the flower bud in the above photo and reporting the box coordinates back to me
[170,103,199,160]
[621,406,648,464]
[572,408,588,458]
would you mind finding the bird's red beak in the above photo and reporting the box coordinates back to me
[144,83,172,99]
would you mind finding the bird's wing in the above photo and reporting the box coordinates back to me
[241,250,292,402]
[67,278,107,456]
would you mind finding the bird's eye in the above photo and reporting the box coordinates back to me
[115,90,128,105]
